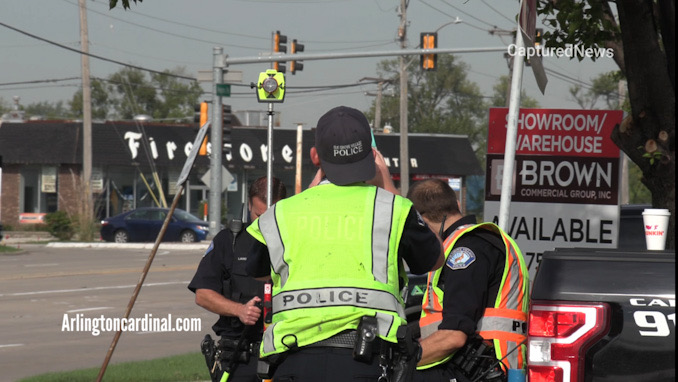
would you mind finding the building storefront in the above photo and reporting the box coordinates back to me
[0,121,483,227]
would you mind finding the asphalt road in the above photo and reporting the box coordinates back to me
[0,243,214,382]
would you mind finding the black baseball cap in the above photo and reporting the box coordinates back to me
[315,106,375,185]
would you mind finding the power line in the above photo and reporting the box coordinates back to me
[0,77,81,87]
[418,0,495,32]
[0,21,197,81]
[63,0,395,48]
[480,0,516,25]
[438,0,509,29]
[60,0,267,50]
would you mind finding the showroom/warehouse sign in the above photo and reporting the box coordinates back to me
[484,108,624,277]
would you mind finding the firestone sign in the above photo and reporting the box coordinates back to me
[484,108,623,278]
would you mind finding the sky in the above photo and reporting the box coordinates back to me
[0,0,619,129]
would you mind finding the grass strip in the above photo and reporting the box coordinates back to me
[18,352,210,382]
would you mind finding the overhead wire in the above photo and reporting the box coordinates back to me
[480,0,516,25]
[0,21,197,81]
[59,0,267,50]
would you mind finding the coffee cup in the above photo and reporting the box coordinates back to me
[642,208,671,250]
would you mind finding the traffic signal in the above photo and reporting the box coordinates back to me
[256,69,286,103]
[273,31,287,73]
[527,28,543,67]
[195,102,209,155]
[222,105,233,145]
[420,32,437,71]
[290,39,304,74]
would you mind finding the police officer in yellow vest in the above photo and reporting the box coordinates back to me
[407,178,530,382]
[245,106,444,382]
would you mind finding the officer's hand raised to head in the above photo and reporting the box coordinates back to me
[238,296,262,325]
[367,148,399,195]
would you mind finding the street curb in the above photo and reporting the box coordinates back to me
[46,242,210,249]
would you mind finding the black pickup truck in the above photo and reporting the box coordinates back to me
[527,248,675,382]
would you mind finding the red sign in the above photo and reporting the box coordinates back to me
[488,108,623,158]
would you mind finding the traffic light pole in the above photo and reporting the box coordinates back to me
[223,46,506,65]
[209,47,225,239]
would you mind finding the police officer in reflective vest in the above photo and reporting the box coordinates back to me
[245,106,444,382]
[189,176,287,382]
[407,178,530,382]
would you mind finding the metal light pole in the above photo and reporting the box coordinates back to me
[398,0,409,195]
[208,47,224,238]
[497,30,525,232]
[266,103,274,207]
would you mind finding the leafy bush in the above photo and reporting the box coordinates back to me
[45,211,74,241]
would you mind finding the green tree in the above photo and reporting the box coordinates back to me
[366,55,488,161]
[23,101,71,120]
[108,67,159,120]
[105,67,202,121]
[490,75,540,108]
[539,0,675,248]
[69,78,110,120]
[151,68,204,121]
[570,71,624,110]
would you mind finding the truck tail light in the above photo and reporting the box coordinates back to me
[527,301,610,382]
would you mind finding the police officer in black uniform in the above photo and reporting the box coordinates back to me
[189,176,287,382]
[407,178,529,382]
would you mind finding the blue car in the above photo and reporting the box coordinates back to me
[100,207,209,243]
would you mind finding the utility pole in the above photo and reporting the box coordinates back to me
[375,81,383,132]
[360,77,388,132]
[78,0,93,231]
[208,48,224,238]
[398,0,409,195]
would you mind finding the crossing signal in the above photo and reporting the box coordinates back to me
[222,105,233,145]
[527,28,543,67]
[290,39,304,74]
[420,32,437,71]
[195,102,209,155]
[273,31,287,73]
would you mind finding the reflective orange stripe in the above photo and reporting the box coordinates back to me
[484,307,527,322]
[419,223,529,370]
[478,331,526,344]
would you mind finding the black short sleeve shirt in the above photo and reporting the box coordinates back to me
[437,216,506,337]
[188,225,264,338]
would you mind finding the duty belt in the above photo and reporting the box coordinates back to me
[308,330,357,349]
[307,330,383,354]
[219,337,261,355]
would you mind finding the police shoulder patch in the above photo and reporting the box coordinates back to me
[446,247,476,270]
[203,241,215,257]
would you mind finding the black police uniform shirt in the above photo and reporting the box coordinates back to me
[437,215,506,337]
[188,223,265,339]
[245,206,441,280]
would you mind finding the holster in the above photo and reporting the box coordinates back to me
[256,352,287,380]
[218,337,255,364]
[391,325,422,382]
[200,334,218,382]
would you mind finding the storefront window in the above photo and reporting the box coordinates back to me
[20,166,58,214]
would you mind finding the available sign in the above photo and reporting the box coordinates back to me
[484,108,623,278]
